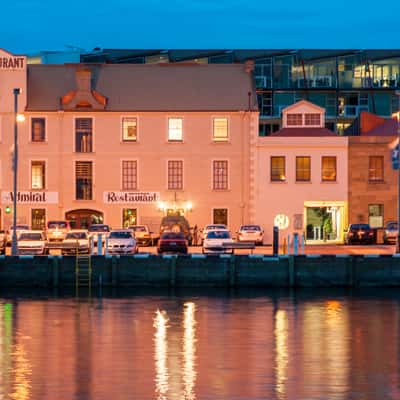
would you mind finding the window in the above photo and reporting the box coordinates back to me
[75,118,93,152]
[369,156,384,182]
[31,161,45,189]
[76,161,93,200]
[322,156,337,181]
[296,157,311,181]
[286,113,302,126]
[369,204,383,228]
[213,208,228,225]
[122,117,137,141]
[271,157,286,181]
[31,209,46,230]
[213,118,228,141]
[304,113,321,126]
[122,208,137,228]
[31,118,45,142]
[168,160,183,190]
[168,118,183,141]
[122,160,137,190]
[213,160,228,190]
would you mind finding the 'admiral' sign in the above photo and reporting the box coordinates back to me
[104,191,160,204]
[1,191,59,204]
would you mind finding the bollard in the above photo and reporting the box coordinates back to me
[293,232,299,256]
[104,236,109,256]
[90,237,94,255]
[287,234,291,255]
[282,237,287,255]
[273,226,279,256]
[97,233,103,255]
[301,233,305,255]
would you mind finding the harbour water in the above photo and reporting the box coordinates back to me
[0,288,399,400]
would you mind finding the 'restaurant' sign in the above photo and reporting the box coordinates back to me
[1,191,59,204]
[0,56,25,70]
[104,191,160,204]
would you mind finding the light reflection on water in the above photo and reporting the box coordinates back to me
[0,291,399,399]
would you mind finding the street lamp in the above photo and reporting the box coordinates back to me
[11,88,22,256]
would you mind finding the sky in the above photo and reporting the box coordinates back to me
[1,0,400,54]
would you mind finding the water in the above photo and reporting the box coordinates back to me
[0,288,399,400]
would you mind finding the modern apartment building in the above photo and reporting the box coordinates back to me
[81,49,400,135]
[0,49,258,231]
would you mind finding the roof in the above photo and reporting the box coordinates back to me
[282,99,325,113]
[363,118,398,136]
[271,128,338,137]
[26,63,258,112]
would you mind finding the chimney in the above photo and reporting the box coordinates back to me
[76,69,92,93]
[244,60,255,73]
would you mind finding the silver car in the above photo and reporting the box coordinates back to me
[17,231,47,255]
[237,225,264,245]
[107,229,138,255]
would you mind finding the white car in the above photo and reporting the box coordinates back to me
[107,229,138,255]
[17,230,47,255]
[202,229,234,254]
[62,230,90,255]
[237,225,264,245]
[7,224,30,245]
[200,224,228,245]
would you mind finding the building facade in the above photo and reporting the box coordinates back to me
[254,101,348,244]
[0,49,258,232]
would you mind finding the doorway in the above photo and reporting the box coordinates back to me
[305,205,344,242]
[65,209,104,229]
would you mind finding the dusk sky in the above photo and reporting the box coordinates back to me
[1,0,400,54]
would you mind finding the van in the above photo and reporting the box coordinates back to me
[46,220,70,242]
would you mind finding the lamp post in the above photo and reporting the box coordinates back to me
[11,88,21,256]
[397,110,400,253]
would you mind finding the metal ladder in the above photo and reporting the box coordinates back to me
[75,253,92,295]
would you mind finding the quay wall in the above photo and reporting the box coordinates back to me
[1,254,400,288]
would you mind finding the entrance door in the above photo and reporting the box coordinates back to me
[65,209,104,229]
[305,206,343,242]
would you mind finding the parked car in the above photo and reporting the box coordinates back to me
[17,231,47,255]
[107,229,138,255]
[0,230,7,254]
[6,224,30,245]
[200,224,228,245]
[46,220,70,242]
[202,229,234,254]
[160,215,193,245]
[62,230,90,255]
[344,224,376,245]
[129,225,154,246]
[237,225,264,245]
[88,224,110,245]
[157,232,188,254]
[383,221,398,245]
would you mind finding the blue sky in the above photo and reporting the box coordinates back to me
[2,0,400,54]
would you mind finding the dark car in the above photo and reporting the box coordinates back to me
[0,230,6,254]
[157,232,188,254]
[344,223,376,245]
[383,221,398,245]
[160,215,192,245]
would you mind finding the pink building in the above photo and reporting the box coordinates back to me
[254,100,348,244]
[0,49,259,232]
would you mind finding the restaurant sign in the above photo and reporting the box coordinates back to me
[0,52,25,70]
[104,191,160,204]
[1,191,59,204]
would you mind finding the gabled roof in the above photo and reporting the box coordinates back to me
[282,100,325,113]
[271,128,337,137]
[363,118,398,136]
[26,63,258,112]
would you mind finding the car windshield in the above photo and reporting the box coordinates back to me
[47,221,68,229]
[131,226,147,232]
[161,232,185,240]
[19,233,43,241]
[14,225,29,230]
[240,225,261,231]
[387,222,398,230]
[65,232,87,239]
[207,231,231,239]
[110,231,132,239]
[205,225,226,230]
[350,224,371,230]
[89,225,109,232]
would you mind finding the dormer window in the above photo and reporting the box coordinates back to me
[287,113,303,126]
[305,113,321,126]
